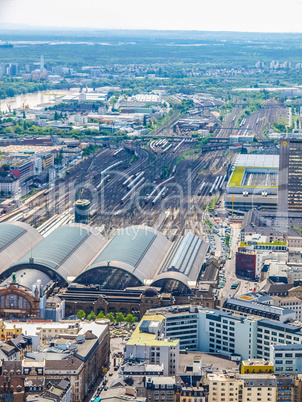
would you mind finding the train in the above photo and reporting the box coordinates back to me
[126,171,145,190]
[101,161,123,175]
[122,175,134,187]
[121,177,145,204]
[197,182,206,196]
[209,175,226,196]
[113,148,123,157]
[152,186,167,205]
[96,174,110,190]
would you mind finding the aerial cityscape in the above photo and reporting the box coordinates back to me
[1,1,302,401]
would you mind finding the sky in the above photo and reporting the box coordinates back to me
[1,0,302,33]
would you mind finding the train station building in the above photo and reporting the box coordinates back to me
[0,222,210,319]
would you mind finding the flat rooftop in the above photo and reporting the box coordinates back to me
[179,351,238,373]
[234,154,279,168]
[126,314,178,347]
[228,166,278,189]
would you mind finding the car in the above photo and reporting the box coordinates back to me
[104,387,108,391]
[114,366,119,371]
[109,372,113,376]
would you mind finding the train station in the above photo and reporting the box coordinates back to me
[0,222,209,318]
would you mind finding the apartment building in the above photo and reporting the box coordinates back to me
[0,172,19,195]
[208,373,244,402]
[136,377,180,402]
[208,372,301,402]
[179,386,207,402]
[240,375,277,401]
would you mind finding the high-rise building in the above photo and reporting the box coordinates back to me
[278,138,302,213]
[74,199,91,224]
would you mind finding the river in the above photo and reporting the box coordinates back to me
[0,89,80,113]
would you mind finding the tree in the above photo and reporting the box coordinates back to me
[96,311,105,319]
[106,313,115,322]
[54,111,59,120]
[115,312,125,324]
[2,164,10,171]
[87,311,96,321]
[125,314,137,326]
[76,310,86,319]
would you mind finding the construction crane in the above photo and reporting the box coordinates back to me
[22,99,29,111]
[232,195,234,217]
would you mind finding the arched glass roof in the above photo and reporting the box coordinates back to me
[92,227,156,268]
[11,226,91,272]
[0,223,26,252]
[0,221,43,275]
[82,225,172,285]
[5,224,106,284]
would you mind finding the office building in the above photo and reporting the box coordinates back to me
[124,313,180,376]
[223,297,295,323]
[270,344,302,374]
[10,160,34,183]
[74,199,91,224]
[129,306,302,362]
[278,138,302,213]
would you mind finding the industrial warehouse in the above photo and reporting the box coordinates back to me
[0,222,210,319]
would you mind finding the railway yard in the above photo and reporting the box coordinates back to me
[0,138,233,239]
[0,95,282,241]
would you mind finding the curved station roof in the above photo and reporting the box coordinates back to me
[0,221,42,274]
[0,222,209,294]
[3,224,106,285]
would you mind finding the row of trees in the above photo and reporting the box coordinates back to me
[0,78,52,99]
[75,309,138,325]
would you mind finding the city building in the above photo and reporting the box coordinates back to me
[278,138,302,213]
[208,372,243,402]
[10,160,34,183]
[179,386,207,402]
[240,359,274,374]
[26,378,72,402]
[8,320,110,401]
[136,377,180,402]
[74,199,91,224]
[225,155,279,212]
[124,312,180,376]
[40,152,54,170]
[222,297,295,323]
[0,171,19,195]
[128,305,302,362]
[270,344,302,374]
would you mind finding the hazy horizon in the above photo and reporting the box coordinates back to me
[1,0,302,34]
